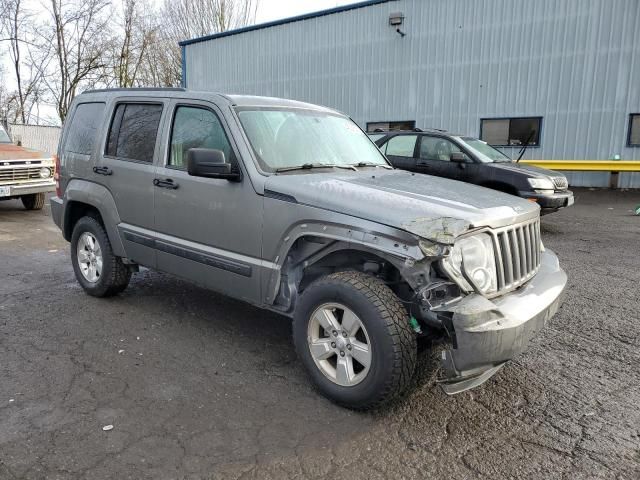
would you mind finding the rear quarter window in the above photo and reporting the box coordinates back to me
[64,102,106,155]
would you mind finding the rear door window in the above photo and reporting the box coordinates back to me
[106,103,163,162]
[64,102,106,155]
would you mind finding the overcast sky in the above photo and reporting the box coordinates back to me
[256,0,354,23]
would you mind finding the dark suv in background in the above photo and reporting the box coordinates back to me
[370,129,574,214]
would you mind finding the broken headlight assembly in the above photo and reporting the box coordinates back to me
[440,233,497,295]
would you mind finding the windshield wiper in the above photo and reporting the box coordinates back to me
[517,130,536,162]
[275,163,358,173]
[353,162,393,169]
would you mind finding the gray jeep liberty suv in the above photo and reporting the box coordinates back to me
[50,88,567,409]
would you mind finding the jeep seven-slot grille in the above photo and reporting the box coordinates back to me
[0,167,43,184]
[491,218,541,294]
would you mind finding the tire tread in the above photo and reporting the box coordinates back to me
[71,216,131,297]
[295,270,417,410]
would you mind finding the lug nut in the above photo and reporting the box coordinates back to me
[347,344,352,350]
[342,331,347,338]
[332,330,338,337]
[340,351,345,357]
[331,342,336,348]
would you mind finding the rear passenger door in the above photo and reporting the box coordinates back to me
[382,135,418,171]
[95,100,167,268]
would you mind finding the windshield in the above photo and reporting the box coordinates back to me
[0,125,11,143]
[458,137,511,163]
[236,108,389,172]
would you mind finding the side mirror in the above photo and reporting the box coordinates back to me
[187,148,240,181]
[450,152,467,163]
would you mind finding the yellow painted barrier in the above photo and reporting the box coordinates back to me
[520,160,640,172]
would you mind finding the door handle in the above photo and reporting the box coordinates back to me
[93,166,113,175]
[416,161,430,167]
[153,178,179,189]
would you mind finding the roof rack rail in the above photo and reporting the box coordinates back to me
[373,128,386,133]
[81,87,186,94]
[413,127,423,132]
[425,127,448,132]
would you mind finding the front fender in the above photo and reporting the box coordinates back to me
[263,218,425,309]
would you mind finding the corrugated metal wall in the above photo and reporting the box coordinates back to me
[184,0,640,187]
[8,124,61,156]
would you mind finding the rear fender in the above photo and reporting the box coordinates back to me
[63,179,125,256]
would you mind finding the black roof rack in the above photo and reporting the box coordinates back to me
[368,127,448,134]
[81,87,186,94]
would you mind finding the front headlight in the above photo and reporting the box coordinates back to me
[39,167,52,178]
[527,177,554,190]
[441,233,497,295]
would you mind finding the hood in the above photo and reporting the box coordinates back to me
[264,170,539,244]
[486,161,562,178]
[0,143,49,161]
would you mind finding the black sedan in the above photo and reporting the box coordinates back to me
[370,129,574,214]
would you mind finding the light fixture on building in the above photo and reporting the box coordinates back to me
[389,12,406,37]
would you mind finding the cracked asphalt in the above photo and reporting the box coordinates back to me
[1,189,639,479]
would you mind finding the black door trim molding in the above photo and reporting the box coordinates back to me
[123,230,252,277]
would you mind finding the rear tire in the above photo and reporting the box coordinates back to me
[293,271,417,410]
[71,216,131,297]
[21,193,45,210]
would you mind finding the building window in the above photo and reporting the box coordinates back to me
[367,120,415,133]
[480,117,542,147]
[628,114,640,147]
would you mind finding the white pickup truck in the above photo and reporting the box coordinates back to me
[0,124,55,210]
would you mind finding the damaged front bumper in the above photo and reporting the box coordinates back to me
[433,248,567,394]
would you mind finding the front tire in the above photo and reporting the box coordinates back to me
[21,193,45,210]
[70,216,131,297]
[293,271,417,410]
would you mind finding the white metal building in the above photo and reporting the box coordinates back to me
[180,0,640,187]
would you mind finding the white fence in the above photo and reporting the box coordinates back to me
[8,124,61,156]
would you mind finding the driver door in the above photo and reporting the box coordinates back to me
[153,100,263,304]
[417,136,471,181]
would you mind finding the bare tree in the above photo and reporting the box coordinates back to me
[38,0,112,121]
[0,0,44,123]
[159,0,259,86]
[136,25,182,87]
[106,0,158,87]
[163,0,259,39]
[0,67,20,126]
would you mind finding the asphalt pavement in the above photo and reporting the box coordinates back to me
[1,189,639,479]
